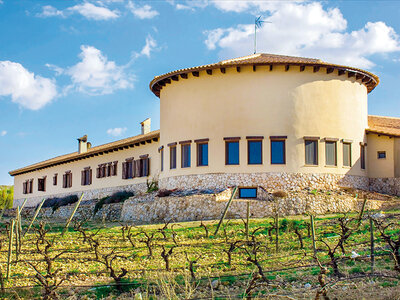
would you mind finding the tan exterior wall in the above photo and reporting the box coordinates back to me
[13,141,160,203]
[394,138,400,177]
[159,65,368,179]
[367,133,395,178]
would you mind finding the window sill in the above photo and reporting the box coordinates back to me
[325,165,338,168]
[342,166,351,169]
[304,164,319,167]
[271,163,286,165]
[197,165,209,167]
[248,163,263,165]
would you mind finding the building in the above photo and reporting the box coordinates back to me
[9,53,400,207]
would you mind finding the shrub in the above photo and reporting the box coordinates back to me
[146,178,159,193]
[0,186,13,209]
[42,195,79,212]
[93,191,134,216]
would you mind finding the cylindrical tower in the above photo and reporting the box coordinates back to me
[150,54,378,191]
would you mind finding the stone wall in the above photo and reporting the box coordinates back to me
[18,201,124,221]
[121,189,399,224]
[159,173,369,192]
[369,177,400,196]
[14,182,148,208]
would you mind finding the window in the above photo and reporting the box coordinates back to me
[361,145,366,169]
[325,141,337,166]
[112,161,118,176]
[122,158,134,179]
[97,161,118,178]
[23,179,33,194]
[81,168,92,186]
[248,139,262,165]
[23,181,27,194]
[343,143,352,167]
[160,147,164,171]
[38,177,46,192]
[239,187,257,199]
[225,140,239,165]
[170,146,177,169]
[305,140,318,165]
[181,143,191,168]
[62,172,72,188]
[138,155,150,177]
[270,138,286,164]
[197,142,208,166]
[378,151,386,159]
[53,174,57,186]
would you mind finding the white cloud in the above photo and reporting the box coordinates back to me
[0,130,6,137]
[176,4,195,11]
[37,5,64,17]
[127,1,159,19]
[138,35,157,58]
[68,2,119,20]
[64,45,134,95]
[107,127,127,136]
[0,61,57,110]
[204,2,400,69]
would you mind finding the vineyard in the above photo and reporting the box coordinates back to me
[0,206,399,299]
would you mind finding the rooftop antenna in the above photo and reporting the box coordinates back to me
[254,16,271,54]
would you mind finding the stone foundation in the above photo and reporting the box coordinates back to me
[121,190,400,224]
[13,182,148,208]
[369,177,400,196]
[159,172,369,191]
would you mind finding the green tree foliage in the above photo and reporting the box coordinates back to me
[0,186,13,209]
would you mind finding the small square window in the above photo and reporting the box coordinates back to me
[239,187,257,199]
[377,151,386,159]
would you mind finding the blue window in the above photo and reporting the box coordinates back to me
[239,188,257,199]
[248,140,262,164]
[271,140,286,164]
[197,143,208,166]
[170,146,176,169]
[160,148,164,172]
[181,144,191,168]
[377,151,386,159]
[226,141,239,165]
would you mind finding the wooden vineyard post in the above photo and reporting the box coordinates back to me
[6,220,15,279]
[370,217,375,274]
[357,196,368,226]
[24,198,46,236]
[19,198,27,211]
[61,193,84,237]
[214,187,238,236]
[246,201,250,240]
[310,215,316,256]
[275,212,279,253]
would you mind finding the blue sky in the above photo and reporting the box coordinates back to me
[1,0,400,185]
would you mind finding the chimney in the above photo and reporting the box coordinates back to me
[77,135,88,154]
[140,118,151,135]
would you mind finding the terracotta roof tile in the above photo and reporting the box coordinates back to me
[367,115,400,137]
[150,53,379,96]
[9,130,160,176]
